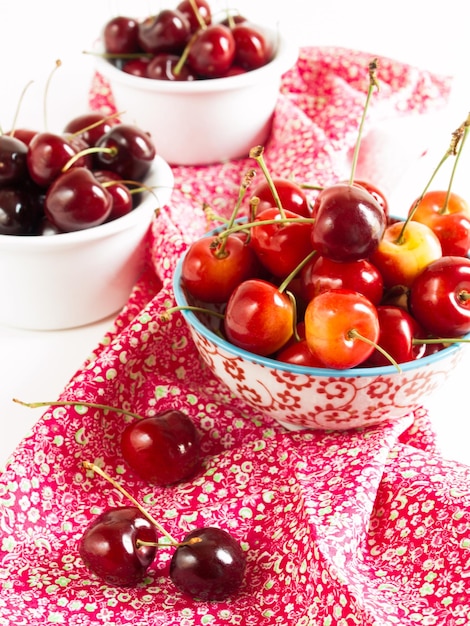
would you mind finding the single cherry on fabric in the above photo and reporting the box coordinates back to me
[304,288,380,369]
[120,410,202,486]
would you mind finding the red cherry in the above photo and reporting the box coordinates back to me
[63,112,120,147]
[352,179,389,216]
[103,16,140,54]
[44,167,113,231]
[311,183,387,262]
[79,506,157,586]
[232,21,274,70]
[0,134,28,186]
[276,339,325,367]
[304,288,380,369]
[94,124,156,181]
[224,278,294,355]
[170,527,246,601]
[138,9,191,55]
[120,410,202,486]
[187,24,236,78]
[26,131,86,187]
[181,233,261,303]
[146,53,196,81]
[249,206,314,278]
[250,177,311,217]
[176,0,212,32]
[0,186,40,235]
[409,255,470,337]
[122,57,151,77]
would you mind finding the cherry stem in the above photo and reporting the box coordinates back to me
[412,336,470,345]
[44,59,62,132]
[173,31,199,76]
[249,145,286,219]
[348,58,379,186]
[61,145,117,172]
[8,80,34,136]
[278,249,317,294]
[347,328,401,372]
[82,461,179,545]
[66,110,124,140]
[216,216,315,241]
[398,113,470,243]
[13,397,146,419]
[188,0,207,29]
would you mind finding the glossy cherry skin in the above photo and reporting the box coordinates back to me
[409,255,470,338]
[103,15,140,54]
[250,177,311,217]
[0,187,39,235]
[371,220,442,289]
[249,206,314,278]
[121,410,202,486]
[176,0,212,32]
[352,179,389,217]
[300,255,384,305]
[146,53,196,81]
[94,124,156,181]
[79,506,157,586]
[0,135,28,186]
[170,527,246,600]
[122,57,151,77]
[409,190,470,257]
[362,304,425,367]
[304,288,380,369]
[182,233,261,303]
[187,24,236,78]
[311,183,386,262]
[26,131,85,187]
[224,278,294,355]
[232,21,274,70]
[276,339,325,367]
[63,112,120,147]
[138,9,191,55]
[45,167,113,231]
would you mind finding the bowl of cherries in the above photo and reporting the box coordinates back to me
[92,1,298,166]
[0,112,174,330]
[171,146,470,431]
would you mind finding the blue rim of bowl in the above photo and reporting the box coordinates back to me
[172,223,470,378]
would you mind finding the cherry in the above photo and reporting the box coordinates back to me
[170,526,246,601]
[304,288,380,369]
[409,255,470,338]
[176,0,212,32]
[63,112,120,147]
[311,183,387,262]
[103,15,140,55]
[94,124,156,181]
[79,506,158,586]
[232,21,274,70]
[138,9,191,55]
[146,53,196,81]
[0,134,29,186]
[224,278,294,355]
[250,176,311,218]
[120,410,202,486]
[7,128,37,146]
[122,57,151,77]
[352,179,389,216]
[182,232,261,302]
[104,179,134,220]
[276,338,325,367]
[44,167,113,231]
[187,24,236,78]
[300,255,384,305]
[0,186,39,235]
[26,131,86,187]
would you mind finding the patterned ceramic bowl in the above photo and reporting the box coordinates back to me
[173,238,470,432]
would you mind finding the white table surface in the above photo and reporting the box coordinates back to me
[2,0,470,468]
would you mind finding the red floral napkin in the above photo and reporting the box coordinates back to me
[1,48,469,626]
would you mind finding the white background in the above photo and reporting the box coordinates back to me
[1,1,470,467]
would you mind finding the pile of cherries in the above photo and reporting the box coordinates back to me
[16,397,247,600]
[101,0,275,81]
[0,112,156,235]
[179,144,470,370]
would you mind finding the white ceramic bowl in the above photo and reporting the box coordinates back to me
[173,244,470,432]
[93,28,298,166]
[0,156,173,331]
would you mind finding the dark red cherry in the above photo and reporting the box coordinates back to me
[138,9,191,55]
[170,527,246,600]
[103,15,140,55]
[232,22,274,70]
[187,24,236,78]
[79,506,158,586]
[0,135,29,186]
[7,128,37,146]
[122,57,151,77]
[120,410,202,486]
[0,186,39,235]
[45,167,113,231]
[146,53,196,81]
[94,124,156,181]
[26,131,86,187]
[176,0,211,32]
[250,177,311,217]
[63,112,120,147]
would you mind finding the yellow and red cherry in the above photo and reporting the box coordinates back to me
[224,278,294,355]
[370,219,442,289]
[409,255,470,338]
[304,288,380,369]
